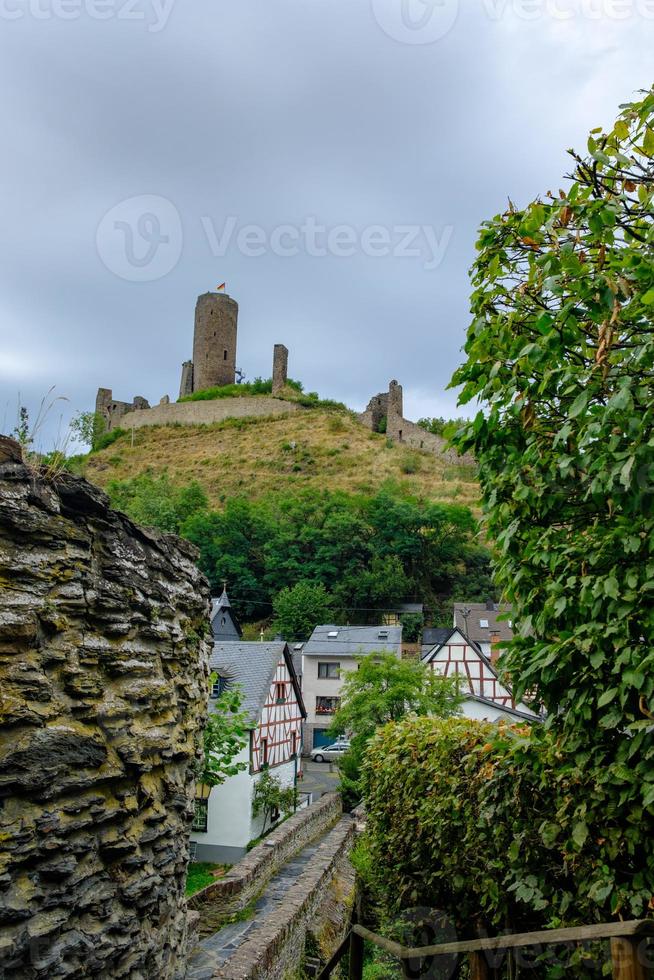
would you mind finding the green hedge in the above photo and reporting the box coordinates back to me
[362,716,654,939]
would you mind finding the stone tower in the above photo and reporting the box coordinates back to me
[272,344,289,394]
[388,379,403,418]
[192,292,238,392]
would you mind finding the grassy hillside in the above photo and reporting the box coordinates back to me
[84,406,478,508]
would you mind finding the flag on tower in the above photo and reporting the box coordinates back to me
[216,282,226,292]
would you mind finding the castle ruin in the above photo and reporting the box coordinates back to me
[93,291,461,462]
[96,290,289,432]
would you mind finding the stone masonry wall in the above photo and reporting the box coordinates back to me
[0,436,211,979]
[188,793,342,918]
[119,396,301,432]
[212,817,355,980]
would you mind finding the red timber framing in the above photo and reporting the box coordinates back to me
[251,658,304,773]
[424,629,516,709]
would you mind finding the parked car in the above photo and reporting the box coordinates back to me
[310,740,350,763]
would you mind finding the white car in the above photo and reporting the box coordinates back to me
[310,741,350,763]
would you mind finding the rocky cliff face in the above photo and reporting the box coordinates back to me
[0,436,211,978]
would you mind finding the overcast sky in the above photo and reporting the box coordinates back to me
[0,0,651,451]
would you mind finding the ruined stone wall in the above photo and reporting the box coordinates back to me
[119,396,301,431]
[96,389,151,434]
[271,345,288,395]
[0,436,211,979]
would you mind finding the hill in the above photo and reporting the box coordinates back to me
[84,406,478,509]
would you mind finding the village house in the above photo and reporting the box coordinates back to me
[191,640,306,863]
[452,600,513,658]
[421,626,538,723]
[301,624,403,752]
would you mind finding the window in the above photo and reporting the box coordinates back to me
[223,349,228,360]
[479,619,489,628]
[318,662,340,679]
[211,676,227,698]
[327,630,338,639]
[260,738,268,765]
[192,800,208,833]
[275,682,287,703]
[316,696,340,715]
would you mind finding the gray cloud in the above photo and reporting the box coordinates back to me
[0,0,650,450]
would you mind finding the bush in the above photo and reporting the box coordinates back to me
[362,715,654,943]
[399,451,421,474]
[92,427,126,452]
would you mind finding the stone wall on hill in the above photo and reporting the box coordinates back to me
[0,436,211,979]
[117,395,301,432]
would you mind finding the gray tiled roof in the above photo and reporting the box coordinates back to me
[453,602,513,644]
[209,642,304,727]
[303,624,402,657]
[422,627,452,648]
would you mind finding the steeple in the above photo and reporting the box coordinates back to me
[210,584,242,641]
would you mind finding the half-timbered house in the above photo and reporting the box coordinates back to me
[191,641,306,862]
[421,627,539,723]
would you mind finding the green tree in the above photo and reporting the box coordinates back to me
[399,612,423,642]
[272,580,334,640]
[107,473,207,534]
[252,769,298,834]
[69,410,105,449]
[330,652,462,808]
[197,682,250,788]
[449,89,654,921]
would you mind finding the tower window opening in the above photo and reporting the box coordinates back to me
[223,349,228,360]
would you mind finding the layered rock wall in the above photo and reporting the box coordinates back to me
[0,436,211,979]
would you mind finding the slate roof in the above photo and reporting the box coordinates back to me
[303,624,402,657]
[209,641,306,727]
[421,627,452,655]
[453,601,513,645]
[210,586,242,638]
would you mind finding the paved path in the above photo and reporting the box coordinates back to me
[186,838,322,979]
[300,759,340,800]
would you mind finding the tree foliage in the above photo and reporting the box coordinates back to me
[252,769,297,834]
[273,580,334,640]
[330,653,462,810]
[107,478,494,623]
[197,682,250,788]
[107,472,208,535]
[441,89,654,928]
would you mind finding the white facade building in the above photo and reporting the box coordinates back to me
[301,624,402,752]
[421,627,539,724]
[191,641,306,863]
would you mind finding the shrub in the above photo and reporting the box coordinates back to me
[363,714,654,944]
[399,451,421,474]
[92,427,126,452]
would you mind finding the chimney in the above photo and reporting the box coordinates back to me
[489,630,501,665]
[485,598,495,611]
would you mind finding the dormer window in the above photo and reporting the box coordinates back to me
[479,619,489,628]
[211,676,228,698]
[327,630,338,639]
